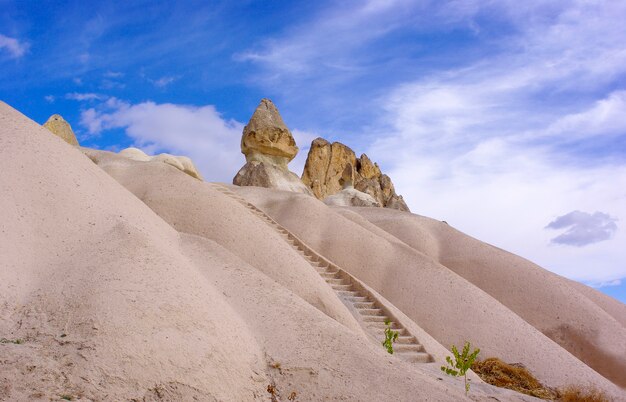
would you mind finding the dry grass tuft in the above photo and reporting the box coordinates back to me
[472,358,611,401]
[471,357,557,399]
[557,385,609,402]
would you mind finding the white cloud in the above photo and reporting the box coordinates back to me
[589,279,622,288]
[44,95,55,103]
[0,34,28,59]
[151,76,177,88]
[236,0,414,81]
[103,71,124,78]
[65,92,103,101]
[546,211,618,247]
[542,91,626,140]
[80,99,244,182]
[100,79,125,90]
[378,138,626,284]
[361,0,626,286]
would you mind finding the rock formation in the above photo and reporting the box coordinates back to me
[118,147,203,180]
[323,164,380,207]
[233,99,312,195]
[43,114,79,145]
[302,138,409,211]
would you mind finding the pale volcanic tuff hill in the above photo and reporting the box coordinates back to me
[1,100,625,401]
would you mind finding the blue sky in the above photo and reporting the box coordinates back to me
[2,0,625,303]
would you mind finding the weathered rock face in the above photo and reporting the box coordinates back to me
[241,98,298,169]
[302,138,410,211]
[118,147,204,180]
[324,188,381,208]
[234,161,312,194]
[43,114,79,145]
[323,164,381,208]
[234,99,312,195]
[302,139,357,200]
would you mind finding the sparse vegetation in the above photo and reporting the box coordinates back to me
[472,357,557,399]
[472,357,610,401]
[59,395,73,401]
[557,385,609,402]
[0,338,23,344]
[382,318,398,354]
[267,384,278,401]
[441,341,480,395]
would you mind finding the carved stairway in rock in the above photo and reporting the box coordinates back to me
[210,183,433,364]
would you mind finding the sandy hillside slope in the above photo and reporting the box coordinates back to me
[351,207,626,389]
[0,102,549,401]
[237,187,625,399]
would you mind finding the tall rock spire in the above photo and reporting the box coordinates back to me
[241,98,298,167]
[233,99,312,195]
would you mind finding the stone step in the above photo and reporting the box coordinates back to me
[368,321,403,330]
[317,267,338,275]
[395,352,432,363]
[337,290,360,298]
[346,296,370,303]
[357,308,384,316]
[395,336,417,345]
[394,344,425,353]
[332,284,353,291]
[325,278,347,286]
[361,315,389,322]
[306,255,320,263]
[353,301,376,309]
[305,256,320,264]
[320,272,339,279]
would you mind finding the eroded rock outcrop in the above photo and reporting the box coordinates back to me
[233,99,312,195]
[43,114,79,145]
[302,138,409,211]
[323,164,380,208]
[118,147,203,180]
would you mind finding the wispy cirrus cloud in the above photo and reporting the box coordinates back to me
[65,92,104,101]
[235,0,423,96]
[103,71,124,78]
[0,34,28,59]
[541,91,626,142]
[357,0,626,286]
[150,76,178,88]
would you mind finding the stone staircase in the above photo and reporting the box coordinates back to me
[211,183,433,364]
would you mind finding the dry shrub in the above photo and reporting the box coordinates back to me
[471,357,558,399]
[472,358,612,401]
[557,385,609,402]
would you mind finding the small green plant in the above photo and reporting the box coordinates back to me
[441,341,480,395]
[0,338,23,344]
[60,395,73,401]
[382,319,399,354]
